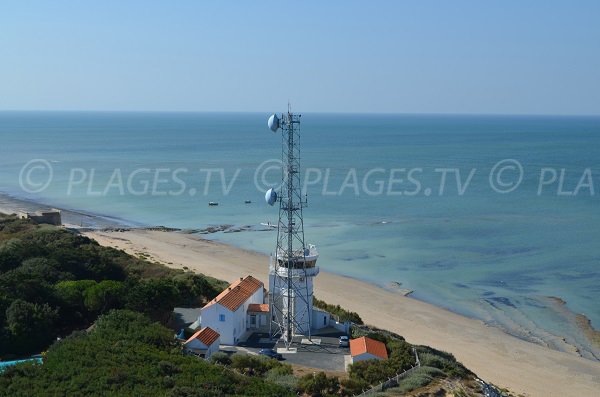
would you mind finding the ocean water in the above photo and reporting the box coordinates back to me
[1,111,599,358]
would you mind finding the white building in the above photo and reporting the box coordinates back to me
[199,276,264,345]
[183,327,220,359]
[349,336,388,363]
[269,244,320,336]
[247,303,270,331]
[312,308,331,330]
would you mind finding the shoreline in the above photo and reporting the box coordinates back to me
[0,191,139,230]
[2,195,600,395]
[3,191,597,349]
[82,228,600,397]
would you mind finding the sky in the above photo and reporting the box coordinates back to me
[1,1,599,115]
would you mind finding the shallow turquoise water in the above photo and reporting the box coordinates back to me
[1,111,599,357]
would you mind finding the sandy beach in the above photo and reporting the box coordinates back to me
[83,229,600,397]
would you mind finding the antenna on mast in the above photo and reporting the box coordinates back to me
[265,107,319,349]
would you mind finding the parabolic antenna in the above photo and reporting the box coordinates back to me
[268,114,279,132]
[265,188,277,206]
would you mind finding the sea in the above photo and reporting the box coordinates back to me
[1,111,599,359]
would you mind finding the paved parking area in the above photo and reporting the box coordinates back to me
[234,330,350,372]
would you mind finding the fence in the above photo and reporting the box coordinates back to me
[354,347,421,396]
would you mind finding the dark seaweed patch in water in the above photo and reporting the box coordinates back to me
[419,260,458,270]
[470,246,537,256]
[587,285,600,293]
[486,296,517,308]
[475,272,542,293]
[523,297,547,309]
[340,254,370,261]
[554,271,599,281]
[410,225,499,241]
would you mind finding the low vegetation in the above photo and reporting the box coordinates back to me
[0,310,291,396]
[0,215,495,396]
[313,296,363,324]
[0,215,226,357]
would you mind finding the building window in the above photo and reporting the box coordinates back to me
[219,314,225,322]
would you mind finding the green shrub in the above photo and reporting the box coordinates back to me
[395,373,434,393]
[0,310,293,396]
[265,372,297,390]
[416,346,470,378]
[230,353,279,376]
[313,296,363,324]
[297,372,340,397]
[209,351,232,366]
[340,377,370,395]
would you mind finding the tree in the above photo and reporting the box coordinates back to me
[297,372,340,397]
[210,352,232,366]
[5,299,58,353]
[0,238,26,272]
[340,377,369,396]
[231,353,266,376]
[54,280,97,308]
[0,310,293,397]
[19,257,67,283]
[172,273,222,306]
[125,279,179,322]
[83,280,126,313]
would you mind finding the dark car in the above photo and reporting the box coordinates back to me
[258,348,283,360]
[339,335,349,347]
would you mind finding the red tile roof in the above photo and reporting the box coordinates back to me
[203,275,263,312]
[349,336,388,359]
[247,303,269,313]
[185,326,220,346]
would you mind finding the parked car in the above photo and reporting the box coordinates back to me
[259,348,283,360]
[339,335,349,347]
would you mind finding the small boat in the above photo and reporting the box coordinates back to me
[208,202,219,206]
[260,222,277,228]
[244,200,252,204]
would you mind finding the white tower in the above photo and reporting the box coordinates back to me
[265,108,319,347]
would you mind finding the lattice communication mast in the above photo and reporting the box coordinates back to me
[265,107,319,348]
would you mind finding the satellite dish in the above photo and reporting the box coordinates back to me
[268,114,279,132]
[265,188,277,206]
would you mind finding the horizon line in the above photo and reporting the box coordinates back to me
[1,109,599,118]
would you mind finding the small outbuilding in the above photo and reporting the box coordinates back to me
[247,303,269,331]
[350,336,388,363]
[18,209,62,226]
[183,327,220,359]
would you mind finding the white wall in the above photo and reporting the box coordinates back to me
[206,338,219,358]
[247,312,268,329]
[236,287,263,340]
[270,273,317,335]
[200,304,235,344]
[312,308,330,330]
[200,287,264,345]
[352,352,384,363]
[184,336,220,359]
[330,320,351,334]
